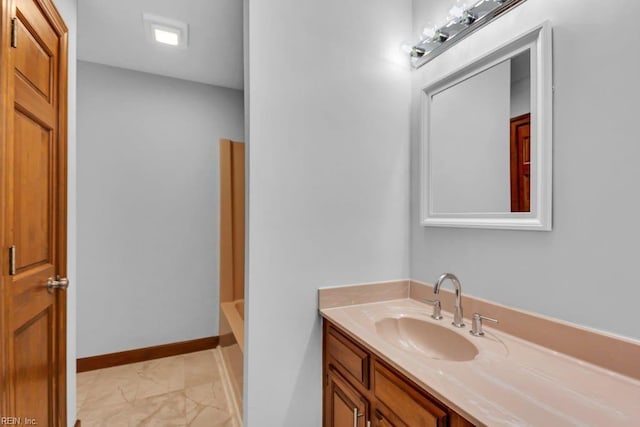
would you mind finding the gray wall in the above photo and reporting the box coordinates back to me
[245,0,412,424]
[510,52,531,118]
[430,60,511,213]
[411,0,640,340]
[511,75,530,118]
[77,61,244,357]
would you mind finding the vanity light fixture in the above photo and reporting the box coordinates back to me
[408,0,528,68]
[143,13,189,48]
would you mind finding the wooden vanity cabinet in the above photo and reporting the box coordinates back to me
[323,320,474,427]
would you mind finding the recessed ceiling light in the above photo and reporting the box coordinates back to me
[143,13,188,48]
[154,28,179,46]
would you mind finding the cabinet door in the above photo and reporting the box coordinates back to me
[325,369,369,427]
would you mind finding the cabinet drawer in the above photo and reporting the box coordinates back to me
[327,326,370,388]
[373,362,447,427]
[372,408,406,427]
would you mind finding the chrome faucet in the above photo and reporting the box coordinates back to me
[433,273,465,328]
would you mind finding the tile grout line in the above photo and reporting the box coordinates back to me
[213,347,242,426]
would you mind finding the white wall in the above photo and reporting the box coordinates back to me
[77,61,244,357]
[411,0,640,340]
[245,0,412,424]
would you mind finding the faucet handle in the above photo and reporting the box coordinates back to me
[469,313,498,337]
[419,298,443,320]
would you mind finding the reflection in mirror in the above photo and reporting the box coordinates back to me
[420,21,552,230]
[430,49,531,214]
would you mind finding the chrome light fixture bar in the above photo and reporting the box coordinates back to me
[411,0,528,69]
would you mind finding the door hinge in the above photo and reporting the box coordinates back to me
[10,18,17,48]
[9,245,16,275]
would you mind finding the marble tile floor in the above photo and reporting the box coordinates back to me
[77,348,241,427]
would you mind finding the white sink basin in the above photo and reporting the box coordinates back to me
[375,317,479,361]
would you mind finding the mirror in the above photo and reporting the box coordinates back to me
[420,22,552,230]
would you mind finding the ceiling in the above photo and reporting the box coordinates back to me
[78,0,244,90]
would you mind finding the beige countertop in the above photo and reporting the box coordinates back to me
[320,298,640,426]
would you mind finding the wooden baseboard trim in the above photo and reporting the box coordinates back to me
[77,336,219,373]
[74,420,81,427]
[219,332,236,348]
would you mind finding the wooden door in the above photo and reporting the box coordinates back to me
[325,369,369,427]
[219,139,245,305]
[510,113,531,212]
[1,0,68,425]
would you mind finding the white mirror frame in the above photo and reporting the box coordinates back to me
[420,21,552,231]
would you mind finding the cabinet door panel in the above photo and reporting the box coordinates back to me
[326,369,368,427]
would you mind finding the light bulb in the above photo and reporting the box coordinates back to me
[422,23,437,40]
[448,0,466,20]
[400,42,413,55]
[449,6,464,19]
